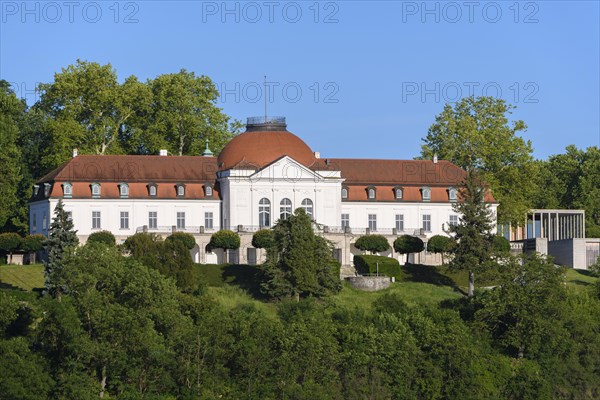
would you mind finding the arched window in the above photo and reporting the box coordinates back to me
[119,183,129,198]
[148,184,157,197]
[341,187,348,199]
[421,187,431,202]
[44,183,51,197]
[63,183,72,197]
[395,188,403,199]
[301,198,313,217]
[177,184,185,197]
[205,185,213,197]
[91,183,101,198]
[448,187,457,202]
[259,198,271,227]
[280,198,292,220]
[367,187,376,199]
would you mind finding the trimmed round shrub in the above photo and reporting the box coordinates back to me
[393,235,424,255]
[252,229,275,249]
[492,235,511,254]
[0,233,23,254]
[354,235,390,254]
[166,232,196,250]
[87,231,116,247]
[208,230,241,251]
[427,235,454,264]
[21,234,46,252]
[353,255,402,279]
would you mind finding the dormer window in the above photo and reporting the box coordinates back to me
[448,187,458,202]
[119,183,129,198]
[421,187,431,202]
[148,184,157,197]
[204,185,213,197]
[341,187,348,199]
[63,183,73,198]
[33,185,39,197]
[44,183,51,197]
[367,186,376,200]
[394,187,403,200]
[91,183,101,198]
[176,184,185,197]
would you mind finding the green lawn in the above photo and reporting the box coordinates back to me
[0,264,44,291]
[566,268,598,292]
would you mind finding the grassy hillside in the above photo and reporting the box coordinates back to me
[0,264,44,291]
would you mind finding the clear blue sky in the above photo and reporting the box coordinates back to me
[1,0,599,160]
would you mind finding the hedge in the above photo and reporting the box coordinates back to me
[353,255,402,279]
[87,231,116,247]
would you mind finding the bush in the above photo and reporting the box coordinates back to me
[353,255,402,279]
[492,235,511,254]
[252,229,275,249]
[21,234,46,252]
[208,230,241,251]
[354,235,390,254]
[393,235,424,264]
[166,232,196,250]
[586,225,600,238]
[87,231,116,247]
[0,233,23,262]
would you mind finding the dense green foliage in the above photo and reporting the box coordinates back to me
[393,234,425,264]
[208,230,241,263]
[353,255,402,279]
[86,230,116,247]
[448,170,496,296]
[251,228,275,249]
[261,208,341,300]
[43,200,79,298]
[420,96,535,225]
[0,232,23,261]
[166,231,197,250]
[123,232,199,292]
[354,234,390,254]
[21,234,45,252]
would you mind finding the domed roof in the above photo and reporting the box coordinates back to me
[217,129,317,171]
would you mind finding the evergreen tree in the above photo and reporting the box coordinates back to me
[44,200,79,298]
[447,170,495,297]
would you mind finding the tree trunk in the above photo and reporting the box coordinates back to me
[468,270,475,297]
[99,365,107,398]
[223,249,228,264]
[295,292,300,302]
[518,346,524,359]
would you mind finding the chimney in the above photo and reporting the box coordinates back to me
[314,151,320,159]
[159,149,168,156]
[433,153,438,164]
[72,149,78,158]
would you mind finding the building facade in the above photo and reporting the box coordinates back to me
[29,117,498,270]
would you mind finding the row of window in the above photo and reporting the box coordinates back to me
[34,183,214,199]
[340,213,458,232]
[258,198,313,227]
[341,186,458,202]
[89,211,215,230]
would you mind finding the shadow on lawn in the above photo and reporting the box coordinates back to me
[401,263,467,296]
[221,264,266,299]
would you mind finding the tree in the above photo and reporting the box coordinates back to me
[86,230,116,247]
[420,96,535,225]
[492,235,511,254]
[354,234,390,254]
[208,230,241,264]
[140,69,241,156]
[0,81,24,232]
[426,235,454,264]
[447,170,495,297]
[21,234,45,264]
[252,229,275,250]
[262,208,341,300]
[44,200,79,298]
[166,231,196,250]
[393,235,424,265]
[0,233,23,264]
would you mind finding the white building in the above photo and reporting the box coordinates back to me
[29,117,497,270]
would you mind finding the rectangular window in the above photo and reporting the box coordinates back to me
[177,212,186,229]
[422,214,431,232]
[32,213,37,231]
[92,211,101,229]
[341,213,350,229]
[395,214,404,231]
[120,211,129,230]
[368,214,377,231]
[149,211,157,229]
[42,212,47,230]
[205,212,213,229]
[449,215,458,227]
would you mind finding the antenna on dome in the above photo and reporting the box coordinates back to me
[264,75,268,121]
